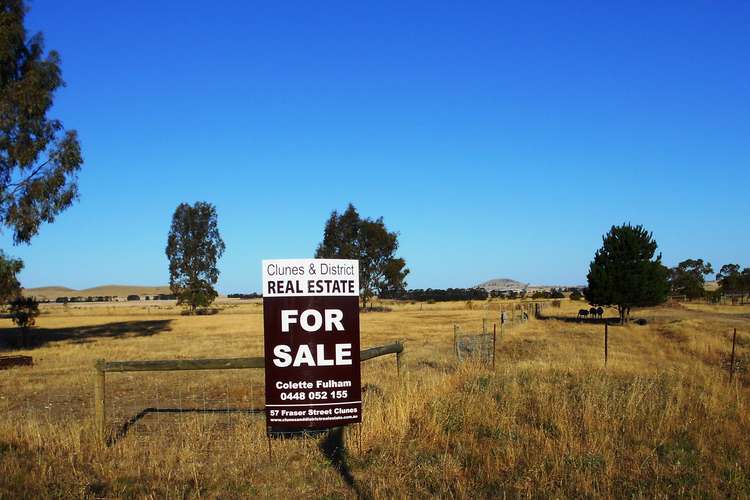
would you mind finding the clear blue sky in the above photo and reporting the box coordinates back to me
[2,1,749,292]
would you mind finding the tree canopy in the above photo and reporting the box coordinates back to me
[315,203,409,308]
[165,202,225,311]
[1,1,83,304]
[585,223,669,323]
[668,258,713,299]
[716,263,749,294]
[716,264,750,293]
[1,0,83,245]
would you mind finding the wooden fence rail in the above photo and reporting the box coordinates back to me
[94,341,404,444]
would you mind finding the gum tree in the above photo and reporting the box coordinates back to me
[165,202,225,312]
[315,203,409,309]
[668,259,713,299]
[1,0,84,299]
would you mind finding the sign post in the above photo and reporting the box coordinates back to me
[262,258,361,436]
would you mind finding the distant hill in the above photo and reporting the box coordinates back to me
[21,286,76,300]
[474,278,528,293]
[705,280,720,291]
[475,279,585,294]
[23,284,172,301]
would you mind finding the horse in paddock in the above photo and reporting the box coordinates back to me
[596,306,604,319]
[577,309,589,321]
[589,307,597,319]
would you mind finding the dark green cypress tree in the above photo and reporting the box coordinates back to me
[585,223,669,323]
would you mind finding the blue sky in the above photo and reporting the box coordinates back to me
[2,1,749,292]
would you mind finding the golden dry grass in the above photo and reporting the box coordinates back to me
[0,299,748,498]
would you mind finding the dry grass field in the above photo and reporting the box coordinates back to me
[0,298,748,498]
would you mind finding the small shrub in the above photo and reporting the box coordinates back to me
[10,297,39,329]
[363,305,392,313]
[196,307,219,315]
[9,297,39,347]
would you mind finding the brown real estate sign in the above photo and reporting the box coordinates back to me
[262,258,361,434]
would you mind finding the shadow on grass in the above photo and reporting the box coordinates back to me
[0,319,173,351]
[536,314,621,325]
[109,407,264,446]
[319,426,368,498]
[111,409,368,497]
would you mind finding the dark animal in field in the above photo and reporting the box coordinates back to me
[589,307,597,318]
[577,309,589,321]
[596,307,604,319]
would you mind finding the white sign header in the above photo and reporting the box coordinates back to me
[262,259,359,297]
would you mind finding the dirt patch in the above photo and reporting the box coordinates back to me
[657,325,689,343]
[497,338,548,361]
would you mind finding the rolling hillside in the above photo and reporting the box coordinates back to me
[23,285,172,300]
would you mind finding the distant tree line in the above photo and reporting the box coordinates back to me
[227,293,262,299]
[380,287,574,302]
[382,288,489,302]
[530,288,565,299]
[490,290,525,299]
[491,287,580,300]
[51,294,177,303]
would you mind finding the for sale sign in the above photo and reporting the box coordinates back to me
[262,258,361,434]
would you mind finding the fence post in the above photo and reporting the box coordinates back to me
[492,324,497,370]
[454,324,459,358]
[604,322,609,367]
[396,348,402,377]
[729,328,737,382]
[94,359,106,445]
